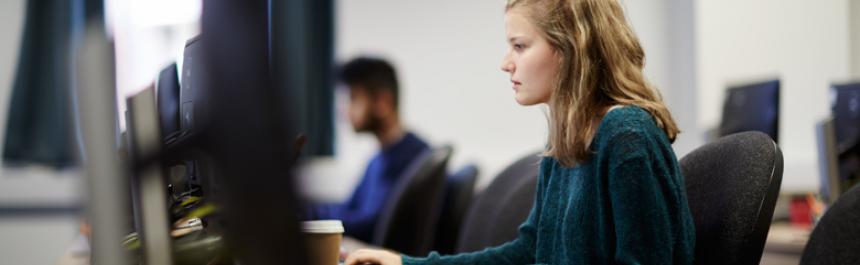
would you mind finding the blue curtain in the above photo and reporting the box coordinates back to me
[2,0,87,168]
[270,0,335,157]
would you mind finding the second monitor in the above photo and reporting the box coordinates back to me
[719,79,780,142]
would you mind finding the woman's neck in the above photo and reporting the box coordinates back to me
[605,104,625,114]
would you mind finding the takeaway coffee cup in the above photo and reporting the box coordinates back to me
[302,220,344,265]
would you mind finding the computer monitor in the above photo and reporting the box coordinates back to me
[816,118,840,203]
[199,0,308,261]
[718,79,780,142]
[831,82,860,152]
[156,63,181,139]
[826,82,860,201]
[181,36,207,133]
[125,86,174,265]
[179,36,217,198]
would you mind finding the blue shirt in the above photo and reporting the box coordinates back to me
[311,132,429,242]
[404,106,695,265]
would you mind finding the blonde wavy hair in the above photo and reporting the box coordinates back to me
[506,0,680,167]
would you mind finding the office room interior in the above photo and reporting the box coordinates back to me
[0,0,859,264]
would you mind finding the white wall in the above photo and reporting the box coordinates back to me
[852,0,860,78]
[623,0,700,157]
[300,0,687,201]
[0,217,81,265]
[696,0,851,191]
[622,0,670,98]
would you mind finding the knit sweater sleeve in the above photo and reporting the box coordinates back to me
[401,168,545,265]
[602,121,686,265]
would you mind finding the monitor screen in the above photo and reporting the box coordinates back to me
[181,36,206,132]
[127,86,162,162]
[156,63,180,139]
[831,82,860,152]
[830,82,860,198]
[718,79,780,142]
[177,36,209,194]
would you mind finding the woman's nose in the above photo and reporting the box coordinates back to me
[500,56,514,73]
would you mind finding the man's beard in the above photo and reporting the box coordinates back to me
[355,113,383,134]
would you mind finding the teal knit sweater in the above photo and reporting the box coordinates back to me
[403,106,695,265]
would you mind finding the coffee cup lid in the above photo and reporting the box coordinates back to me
[301,220,344,233]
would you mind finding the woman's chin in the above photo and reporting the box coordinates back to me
[515,95,541,106]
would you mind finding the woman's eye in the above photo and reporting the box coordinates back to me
[513,44,525,51]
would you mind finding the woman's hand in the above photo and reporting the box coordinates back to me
[344,249,402,265]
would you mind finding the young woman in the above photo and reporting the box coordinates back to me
[345,0,695,264]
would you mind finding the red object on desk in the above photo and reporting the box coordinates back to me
[789,197,812,227]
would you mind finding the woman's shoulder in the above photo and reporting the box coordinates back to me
[597,105,658,136]
[593,105,667,154]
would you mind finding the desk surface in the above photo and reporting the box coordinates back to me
[765,223,810,254]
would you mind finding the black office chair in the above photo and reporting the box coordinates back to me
[372,145,453,256]
[800,184,860,265]
[457,152,542,252]
[679,131,784,265]
[433,164,479,254]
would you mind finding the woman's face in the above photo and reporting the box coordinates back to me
[500,7,559,106]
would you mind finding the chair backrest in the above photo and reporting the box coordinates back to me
[457,152,541,252]
[800,184,860,265]
[679,131,783,265]
[372,145,452,256]
[433,164,479,254]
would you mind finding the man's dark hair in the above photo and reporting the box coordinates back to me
[339,57,399,109]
